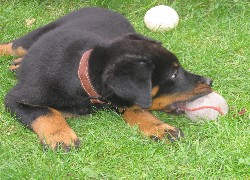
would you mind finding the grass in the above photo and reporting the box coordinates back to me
[0,0,249,179]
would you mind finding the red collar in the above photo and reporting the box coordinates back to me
[78,49,104,104]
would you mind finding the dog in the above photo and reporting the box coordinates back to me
[0,7,212,150]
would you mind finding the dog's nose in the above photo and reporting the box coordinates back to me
[201,77,213,86]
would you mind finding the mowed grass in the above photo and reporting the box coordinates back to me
[0,0,249,179]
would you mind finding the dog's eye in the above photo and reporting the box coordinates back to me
[136,60,151,66]
[171,70,178,78]
[139,61,146,65]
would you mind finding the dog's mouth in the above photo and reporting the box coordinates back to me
[164,92,211,114]
[165,102,187,114]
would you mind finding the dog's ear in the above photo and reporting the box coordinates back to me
[103,58,154,108]
[122,33,162,45]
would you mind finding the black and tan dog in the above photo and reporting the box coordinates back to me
[0,7,212,150]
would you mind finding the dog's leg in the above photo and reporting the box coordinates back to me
[1,20,59,59]
[31,108,80,151]
[0,43,26,71]
[122,108,184,142]
[5,93,80,151]
[0,43,27,57]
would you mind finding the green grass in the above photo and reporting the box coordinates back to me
[0,0,249,179]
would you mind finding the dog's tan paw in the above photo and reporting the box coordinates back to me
[39,128,80,151]
[146,123,184,142]
[122,109,184,143]
[32,109,80,151]
[9,58,22,71]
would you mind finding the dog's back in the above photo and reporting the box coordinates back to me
[57,7,135,38]
[10,7,135,53]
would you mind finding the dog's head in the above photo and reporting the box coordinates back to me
[101,34,212,111]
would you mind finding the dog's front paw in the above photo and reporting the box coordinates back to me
[165,127,184,142]
[39,127,80,151]
[31,109,80,151]
[122,109,184,143]
[147,124,184,143]
[9,58,22,71]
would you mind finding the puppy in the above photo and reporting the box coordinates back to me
[0,7,212,150]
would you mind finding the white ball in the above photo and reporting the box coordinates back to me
[144,5,179,32]
[185,92,229,122]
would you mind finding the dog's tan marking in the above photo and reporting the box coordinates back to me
[0,43,12,55]
[31,109,79,150]
[149,84,212,111]
[173,63,179,68]
[122,108,177,140]
[14,46,27,57]
[9,64,20,71]
[0,43,27,57]
[13,57,23,64]
[149,93,195,111]
[9,58,23,71]
[151,86,159,97]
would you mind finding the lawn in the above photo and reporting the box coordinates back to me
[0,0,249,179]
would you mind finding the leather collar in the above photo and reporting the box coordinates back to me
[78,49,104,104]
